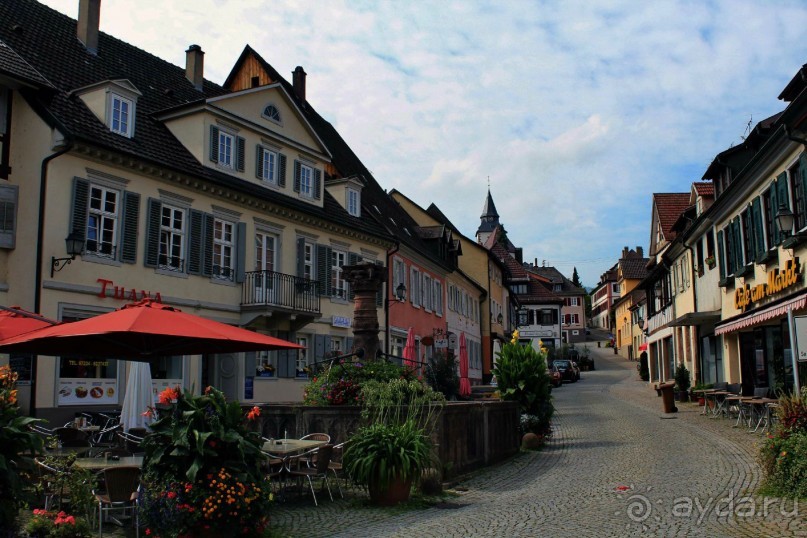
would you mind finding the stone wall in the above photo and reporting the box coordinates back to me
[250,400,520,478]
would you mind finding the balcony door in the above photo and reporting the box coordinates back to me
[254,231,278,304]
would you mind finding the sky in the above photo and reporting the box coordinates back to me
[39,0,807,287]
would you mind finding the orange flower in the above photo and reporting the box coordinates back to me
[246,406,261,421]
[158,386,181,405]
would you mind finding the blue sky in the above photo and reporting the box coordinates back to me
[40,0,807,287]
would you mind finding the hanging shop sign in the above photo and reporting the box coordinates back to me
[735,258,802,312]
[331,316,352,328]
[97,278,162,302]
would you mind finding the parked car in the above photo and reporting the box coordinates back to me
[548,364,563,388]
[553,359,580,382]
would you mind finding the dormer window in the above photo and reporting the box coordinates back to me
[262,104,281,124]
[110,94,133,137]
[347,187,360,217]
[209,125,245,172]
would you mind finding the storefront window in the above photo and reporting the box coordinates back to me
[57,314,118,406]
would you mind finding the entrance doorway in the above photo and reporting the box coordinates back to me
[202,354,239,401]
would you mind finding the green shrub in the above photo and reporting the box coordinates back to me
[493,331,553,435]
[674,363,691,393]
[759,389,807,499]
[303,359,418,406]
[24,509,92,538]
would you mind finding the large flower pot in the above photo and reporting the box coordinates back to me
[368,474,414,506]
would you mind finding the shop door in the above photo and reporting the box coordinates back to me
[739,332,755,396]
[254,232,278,304]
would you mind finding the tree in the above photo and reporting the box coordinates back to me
[572,267,581,287]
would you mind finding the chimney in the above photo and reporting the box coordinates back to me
[637,246,643,257]
[292,66,307,102]
[77,0,101,54]
[622,246,629,259]
[185,45,204,91]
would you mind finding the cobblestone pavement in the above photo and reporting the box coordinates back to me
[270,344,807,538]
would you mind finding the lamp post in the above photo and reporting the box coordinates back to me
[51,231,84,278]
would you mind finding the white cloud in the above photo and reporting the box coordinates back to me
[38,0,807,286]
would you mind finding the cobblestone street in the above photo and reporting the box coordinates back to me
[270,344,807,538]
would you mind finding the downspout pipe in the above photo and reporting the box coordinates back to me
[384,240,401,356]
[31,135,73,416]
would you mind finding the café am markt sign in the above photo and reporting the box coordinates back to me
[734,258,802,312]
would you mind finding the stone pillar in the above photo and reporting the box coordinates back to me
[342,263,386,360]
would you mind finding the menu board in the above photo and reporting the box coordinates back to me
[58,378,118,405]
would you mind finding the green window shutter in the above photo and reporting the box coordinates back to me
[769,181,779,245]
[144,198,162,268]
[277,331,291,378]
[775,172,789,243]
[347,253,360,301]
[313,169,322,200]
[293,160,301,192]
[236,136,245,172]
[316,244,332,296]
[202,213,214,277]
[752,197,765,260]
[296,238,305,278]
[120,191,140,264]
[717,229,725,280]
[209,126,219,163]
[70,177,89,247]
[255,145,264,179]
[235,222,247,283]
[188,210,203,275]
[314,334,326,362]
[733,217,743,270]
[278,154,287,188]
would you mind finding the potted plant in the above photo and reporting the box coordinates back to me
[705,255,716,269]
[691,382,713,406]
[674,363,691,402]
[343,377,443,506]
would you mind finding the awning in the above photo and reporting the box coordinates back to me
[668,311,721,327]
[715,293,807,335]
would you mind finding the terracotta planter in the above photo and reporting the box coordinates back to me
[697,397,705,406]
[368,474,414,506]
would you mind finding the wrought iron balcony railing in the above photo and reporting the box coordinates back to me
[241,270,321,314]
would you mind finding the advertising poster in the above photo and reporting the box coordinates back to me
[57,378,118,405]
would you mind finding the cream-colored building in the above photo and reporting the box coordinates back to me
[0,0,393,422]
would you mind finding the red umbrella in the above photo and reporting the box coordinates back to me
[0,305,57,341]
[459,332,471,397]
[0,299,301,360]
[403,327,417,369]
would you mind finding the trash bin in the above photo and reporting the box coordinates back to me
[655,381,678,413]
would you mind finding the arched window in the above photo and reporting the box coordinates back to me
[262,104,281,123]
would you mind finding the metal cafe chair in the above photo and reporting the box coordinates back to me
[287,444,334,506]
[93,466,141,538]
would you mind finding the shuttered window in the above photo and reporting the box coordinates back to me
[71,178,139,264]
[210,126,244,171]
[717,229,726,282]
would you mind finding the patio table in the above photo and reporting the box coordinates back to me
[707,391,731,418]
[749,398,778,433]
[261,438,326,455]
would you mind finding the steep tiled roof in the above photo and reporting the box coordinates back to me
[522,277,563,305]
[693,182,714,197]
[0,38,52,88]
[528,266,586,295]
[0,1,388,241]
[620,257,649,280]
[654,193,691,240]
[490,243,527,279]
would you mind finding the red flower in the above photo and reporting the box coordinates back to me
[158,386,181,405]
[167,491,177,499]
[246,406,261,420]
[145,529,152,536]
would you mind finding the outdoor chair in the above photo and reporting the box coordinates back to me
[117,431,145,454]
[298,433,331,467]
[327,441,347,498]
[93,466,140,538]
[287,444,334,506]
[91,423,122,449]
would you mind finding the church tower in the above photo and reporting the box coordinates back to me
[476,189,500,245]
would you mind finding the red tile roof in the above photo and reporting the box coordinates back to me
[654,193,691,240]
[693,182,714,197]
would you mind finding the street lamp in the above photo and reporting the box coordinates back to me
[51,231,84,277]
[776,203,795,240]
[497,312,504,325]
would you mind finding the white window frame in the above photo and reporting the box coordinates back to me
[159,204,185,272]
[331,249,347,299]
[434,281,443,316]
[296,335,309,378]
[423,274,432,312]
[393,258,406,294]
[299,163,313,198]
[218,130,234,169]
[262,104,282,124]
[86,184,119,258]
[212,218,234,280]
[302,241,314,281]
[260,147,277,184]
[347,188,360,217]
[109,93,133,137]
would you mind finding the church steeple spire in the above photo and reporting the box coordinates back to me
[476,188,500,244]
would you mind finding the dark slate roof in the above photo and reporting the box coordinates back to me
[0,38,52,88]
[528,266,586,295]
[0,0,387,241]
[702,112,782,182]
[779,63,807,102]
[654,193,691,240]
[620,257,649,280]
[523,276,564,305]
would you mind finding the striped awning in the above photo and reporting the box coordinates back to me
[715,293,807,335]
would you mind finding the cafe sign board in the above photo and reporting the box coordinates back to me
[734,258,802,312]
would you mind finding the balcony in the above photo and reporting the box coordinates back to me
[241,270,321,315]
